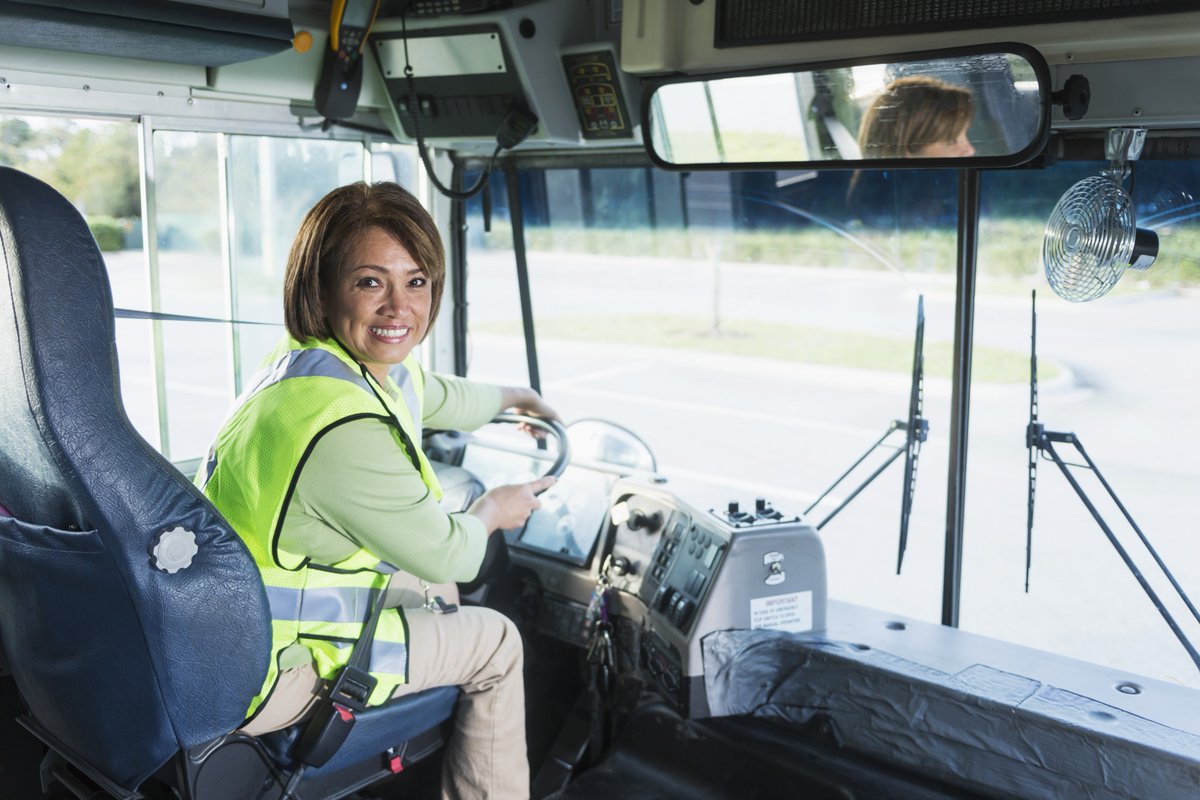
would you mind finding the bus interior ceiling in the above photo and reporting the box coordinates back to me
[1,1,1200,799]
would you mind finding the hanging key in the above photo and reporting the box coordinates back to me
[583,555,613,639]
[422,580,458,614]
[597,625,616,694]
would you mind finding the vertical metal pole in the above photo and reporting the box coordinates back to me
[218,133,240,395]
[505,166,541,395]
[644,167,657,229]
[449,162,469,377]
[680,172,690,229]
[579,168,595,228]
[942,169,980,628]
[138,117,169,457]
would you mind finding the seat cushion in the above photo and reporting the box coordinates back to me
[262,685,460,775]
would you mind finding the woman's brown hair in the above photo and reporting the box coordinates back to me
[284,181,445,342]
[857,76,974,159]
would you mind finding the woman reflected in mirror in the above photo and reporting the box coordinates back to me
[857,75,975,158]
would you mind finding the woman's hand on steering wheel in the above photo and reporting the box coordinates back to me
[468,475,557,532]
[489,412,570,490]
[498,386,561,439]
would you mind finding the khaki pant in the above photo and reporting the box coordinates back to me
[241,596,528,800]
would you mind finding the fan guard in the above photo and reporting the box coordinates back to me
[1043,175,1136,303]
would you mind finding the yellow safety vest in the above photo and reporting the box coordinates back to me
[198,335,443,718]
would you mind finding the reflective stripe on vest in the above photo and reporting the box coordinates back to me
[248,346,375,398]
[389,361,423,444]
[313,637,410,676]
[198,336,435,716]
[265,585,377,624]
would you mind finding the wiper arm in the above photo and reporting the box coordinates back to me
[1026,289,1200,674]
[805,296,928,575]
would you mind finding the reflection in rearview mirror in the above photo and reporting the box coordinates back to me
[646,46,1048,169]
[859,75,976,158]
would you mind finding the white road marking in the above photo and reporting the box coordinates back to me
[545,382,880,437]
[549,359,660,387]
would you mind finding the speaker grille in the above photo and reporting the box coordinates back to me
[716,0,1197,48]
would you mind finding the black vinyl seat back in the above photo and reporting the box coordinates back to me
[0,166,271,789]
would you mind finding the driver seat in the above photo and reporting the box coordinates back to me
[0,166,457,798]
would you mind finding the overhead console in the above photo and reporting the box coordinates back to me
[372,25,525,140]
[368,3,641,150]
[607,479,827,717]
[621,0,1200,74]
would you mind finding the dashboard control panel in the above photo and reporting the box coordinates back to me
[609,478,827,717]
[638,512,723,635]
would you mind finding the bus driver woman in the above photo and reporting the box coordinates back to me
[198,181,557,800]
[857,75,976,158]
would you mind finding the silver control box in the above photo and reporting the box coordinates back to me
[607,478,827,717]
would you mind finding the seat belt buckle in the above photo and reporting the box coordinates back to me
[294,700,356,768]
[328,664,376,710]
[293,666,378,768]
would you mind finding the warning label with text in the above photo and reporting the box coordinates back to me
[750,591,813,633]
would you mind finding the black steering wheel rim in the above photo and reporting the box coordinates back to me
[490,413,570,492]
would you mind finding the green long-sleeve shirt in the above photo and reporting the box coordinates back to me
[280,371,502,581]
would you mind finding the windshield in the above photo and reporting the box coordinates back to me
[465,158,1200,689]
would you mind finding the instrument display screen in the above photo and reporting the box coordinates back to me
[458,444,614,567]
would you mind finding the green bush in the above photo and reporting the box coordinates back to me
[87,216,125,252]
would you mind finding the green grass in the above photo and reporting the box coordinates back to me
[480,219,1200,288]
[478,315,1056,384]
[660,130,811,164]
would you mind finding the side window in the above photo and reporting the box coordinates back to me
[151,131,229,461]
[0,115,157,445]
[226,136,368,391]
[147,132,371,462]
[3,119,380,464]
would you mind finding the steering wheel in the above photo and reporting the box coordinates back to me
[491,412,571,492]
[457,413,570,596]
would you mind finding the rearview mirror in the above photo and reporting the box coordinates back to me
[643,44,1050,171]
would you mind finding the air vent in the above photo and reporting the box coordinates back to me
[0,0,294,66]
[716,0,1197,48]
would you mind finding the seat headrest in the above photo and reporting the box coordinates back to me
[0,165,116,528]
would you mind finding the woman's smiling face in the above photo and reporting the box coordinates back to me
[323,226,431,384]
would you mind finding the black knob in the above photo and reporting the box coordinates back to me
[727,501,739,515]
[611,555,634,576]
[755,498,766,513]
[629,509,663,533]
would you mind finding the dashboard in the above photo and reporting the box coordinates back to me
[437,428,829,719]
[498,465,829,717]
[604,481,827,716]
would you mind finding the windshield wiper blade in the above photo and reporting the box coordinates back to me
[897,294,927,574]
[805,295,929,576]
[1025,290,1200,674]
